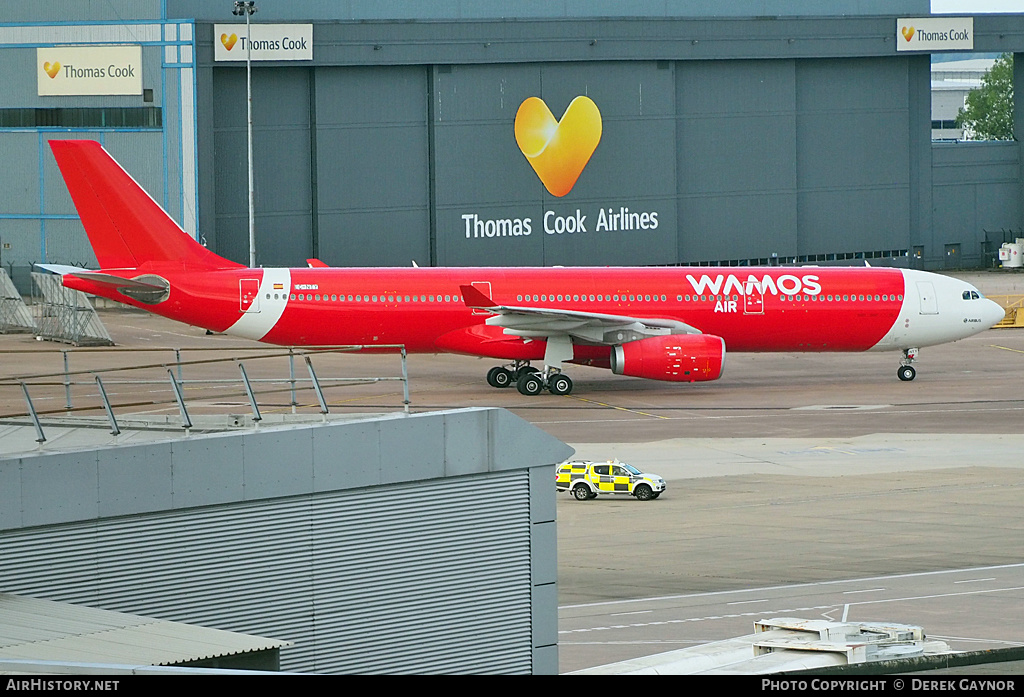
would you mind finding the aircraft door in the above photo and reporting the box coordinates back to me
[240,278,261,313]
[916,281,938,315]
[744,281,764,315]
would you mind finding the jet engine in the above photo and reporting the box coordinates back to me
[610,334,726,382]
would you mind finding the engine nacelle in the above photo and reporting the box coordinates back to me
[611,334,726,382]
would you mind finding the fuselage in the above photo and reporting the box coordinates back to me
[48,138,1006,391]
[67,264,1005,363]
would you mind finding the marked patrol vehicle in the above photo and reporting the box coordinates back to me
[555,460,666,501]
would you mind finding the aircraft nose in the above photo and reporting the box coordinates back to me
[983,299,1007,328]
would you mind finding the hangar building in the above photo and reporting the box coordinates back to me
[0,408,570,674]
[1,1,1023,289]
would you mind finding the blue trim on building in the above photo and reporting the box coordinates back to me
[36,132,45,261]
[0,214,78,219]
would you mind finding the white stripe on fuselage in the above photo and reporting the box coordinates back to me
[225,268,291,341]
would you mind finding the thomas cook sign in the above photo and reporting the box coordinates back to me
[37,46,142,96]
[897,17,973,52]
[214,23,313,61]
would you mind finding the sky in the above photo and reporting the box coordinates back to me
[932,1,1024,12]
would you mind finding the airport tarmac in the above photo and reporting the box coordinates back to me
[1,270,1023,674]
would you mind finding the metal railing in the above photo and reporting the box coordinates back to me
[989,294,1024,328]
[0,345,411,444]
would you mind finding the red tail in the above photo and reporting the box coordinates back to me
[49,140,239,271]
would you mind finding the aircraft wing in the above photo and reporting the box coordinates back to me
[459,284,701,344]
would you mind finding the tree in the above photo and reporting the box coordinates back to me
[957,53,1014,141]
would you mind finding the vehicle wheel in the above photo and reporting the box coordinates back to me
[548,374,573,395]
[487,366,513,388]
[517,372,545,396]
[650,493,661,499]
[897,365,916,382]
[634,484,654,501]
[572,484,591,501]
[587,492,598,499]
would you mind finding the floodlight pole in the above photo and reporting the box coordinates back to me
[233,1,258,268]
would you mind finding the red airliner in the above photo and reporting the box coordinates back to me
[42,140,1005,396]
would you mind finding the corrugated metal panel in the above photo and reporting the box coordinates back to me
[0,593,290,665]
[0,469,534,674]
[0,24,162,45]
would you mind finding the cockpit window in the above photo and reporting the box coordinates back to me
[962,290,981,300]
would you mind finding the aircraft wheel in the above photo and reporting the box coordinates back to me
[897,365,916,382]
[513,365,538,380]
[516,372,545,396]
[548,374,573,395]
[487,367,513,388]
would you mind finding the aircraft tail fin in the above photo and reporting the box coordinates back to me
[49,140,239,271]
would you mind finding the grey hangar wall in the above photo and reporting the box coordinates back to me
[0,408,571,674]
[3,8,1023,285]
[194,16,1024,272]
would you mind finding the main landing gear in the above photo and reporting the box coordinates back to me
[486,362,574,395]
[897,347,919,382]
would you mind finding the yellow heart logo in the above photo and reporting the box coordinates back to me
[515,96,602,197]
[901,26,915,42]
[43,61,61,79]
[221,33,238,51]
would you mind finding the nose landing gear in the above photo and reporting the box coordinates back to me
[898,347,919,382]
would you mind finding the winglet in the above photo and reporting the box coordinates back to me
[306,258,329,268]
[459,284,497,309]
